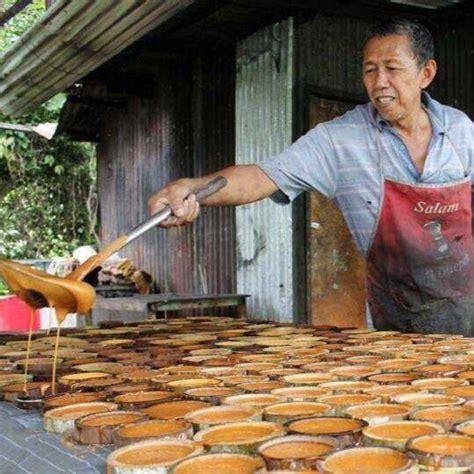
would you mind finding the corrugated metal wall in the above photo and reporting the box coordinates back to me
[97,51,236,301]
[235,19,295,322]
[297,14,474,116]
[191,54,237,296]
[297,15,370,99]
[433,24,474,119]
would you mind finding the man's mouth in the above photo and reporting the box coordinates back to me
[375,96,395,106]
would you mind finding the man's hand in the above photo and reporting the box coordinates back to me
[148,179,201,228]
[148,165,278,228]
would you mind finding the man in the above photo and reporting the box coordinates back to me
[148,19,474,336]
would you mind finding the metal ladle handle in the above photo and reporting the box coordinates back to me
[127,176,227,244]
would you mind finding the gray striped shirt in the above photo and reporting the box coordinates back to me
[258,93,474,256]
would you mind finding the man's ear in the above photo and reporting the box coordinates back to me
[421,59,437,89]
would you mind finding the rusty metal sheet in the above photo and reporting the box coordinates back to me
[308,96,367,328]
[97,51,236,312]
[433,23,474,118]
[298,15,370,101]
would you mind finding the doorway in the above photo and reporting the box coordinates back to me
[307,96,367,328]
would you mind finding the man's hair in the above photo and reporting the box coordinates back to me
[367,18,434,67]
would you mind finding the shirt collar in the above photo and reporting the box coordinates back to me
[368,91,446,135]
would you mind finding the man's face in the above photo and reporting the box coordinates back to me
[362,34,436,124]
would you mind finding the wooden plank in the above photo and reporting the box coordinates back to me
[93,296,149,312]
[150,296,247,312]
[93,294,250,312]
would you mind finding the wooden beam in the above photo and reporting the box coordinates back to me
[0,121,32,133]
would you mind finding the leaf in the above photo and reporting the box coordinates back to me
[44,94,66,113]
[44,154,55,166]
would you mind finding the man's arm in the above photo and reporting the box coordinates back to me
[148,164,278,227]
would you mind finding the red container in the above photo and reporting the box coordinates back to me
[0,296,40,331]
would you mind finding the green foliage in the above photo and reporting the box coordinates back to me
[0,0,45,51]
[0,129,98,258]
[0,0,99,265]
[0,278,8,296]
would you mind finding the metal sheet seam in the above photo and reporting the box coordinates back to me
[235,18,294,323]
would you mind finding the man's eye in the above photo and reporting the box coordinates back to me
[364,69,376,74]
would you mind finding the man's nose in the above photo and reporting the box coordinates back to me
[374,70,389,88]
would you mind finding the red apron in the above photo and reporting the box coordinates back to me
[367,135,474,336]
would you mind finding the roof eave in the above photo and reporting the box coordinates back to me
[0,0,196,117]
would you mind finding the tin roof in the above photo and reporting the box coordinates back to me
[1,0,470,118]
[0,0,196,117]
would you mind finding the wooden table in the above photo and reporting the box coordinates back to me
[90,293,250,324]
[95,284,137,298]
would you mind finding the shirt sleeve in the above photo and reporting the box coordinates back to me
[257,123,339,204]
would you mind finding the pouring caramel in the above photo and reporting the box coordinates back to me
[0,177,227,396]
[0,257,96,323]
[66,235,128,282]
[0,236,128,394]
[0,235,128,321]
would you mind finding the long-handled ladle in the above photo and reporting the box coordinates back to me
[0,176,227,395]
